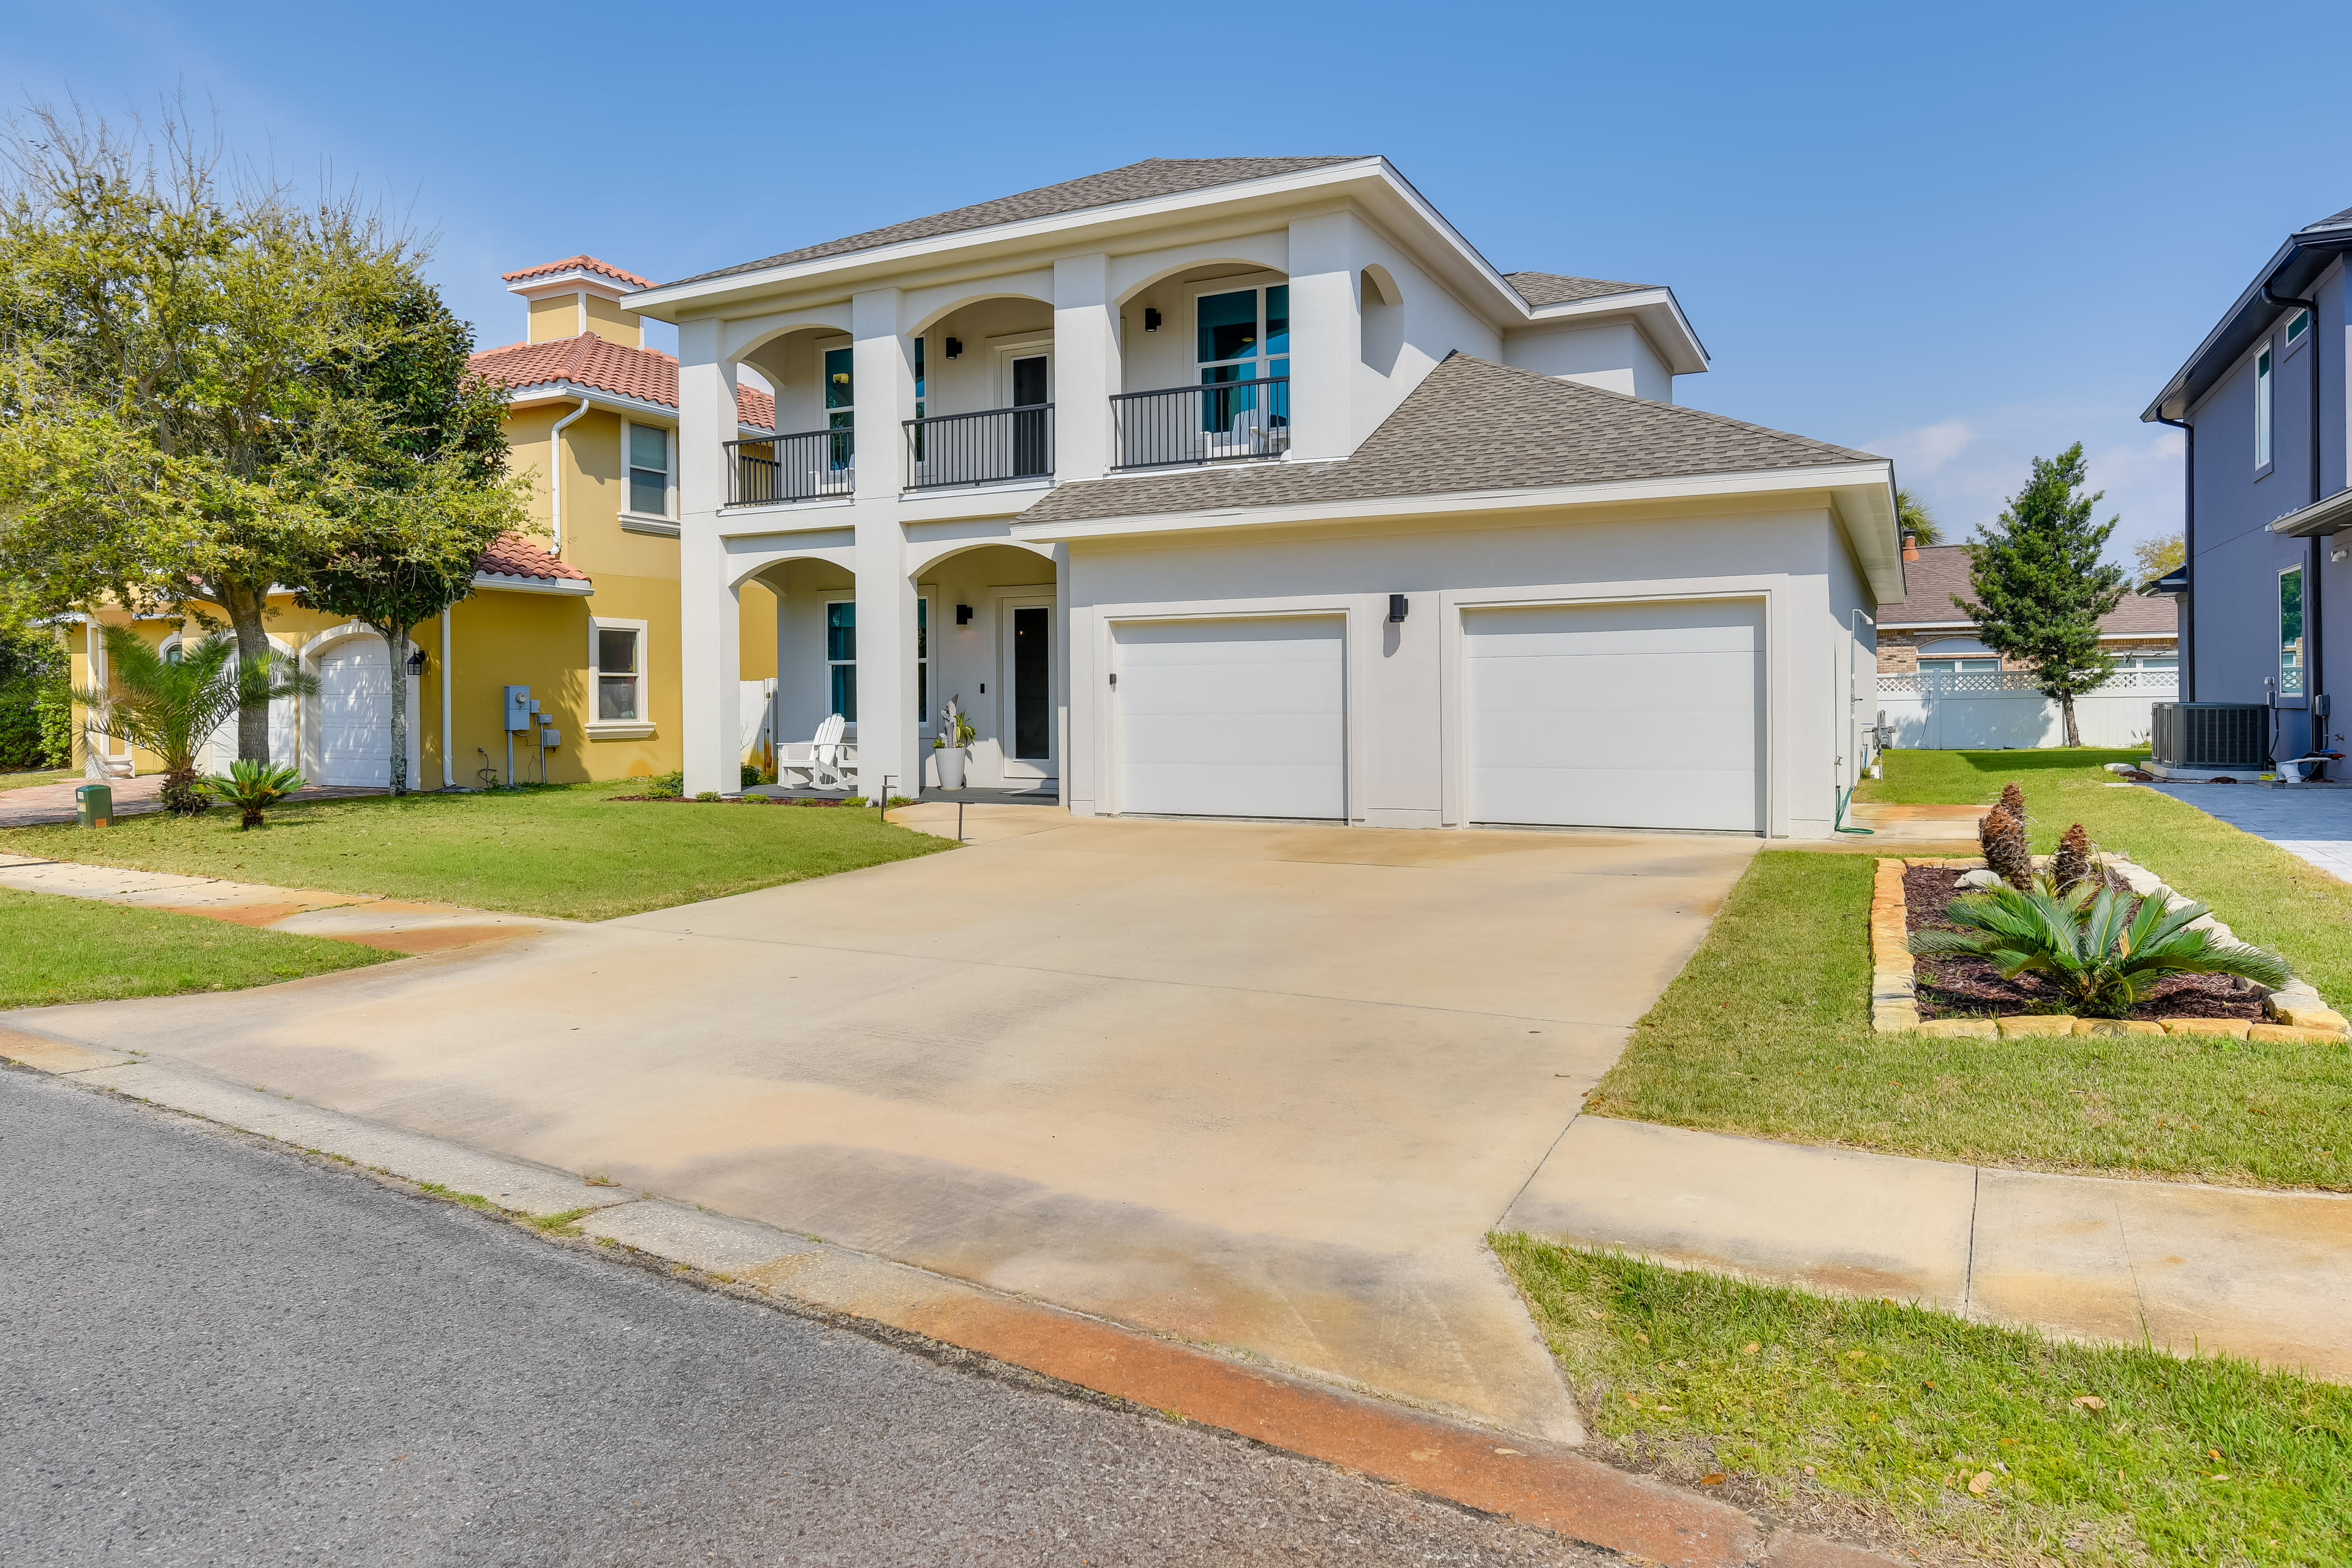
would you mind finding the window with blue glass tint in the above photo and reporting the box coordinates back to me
[825,346,854,425]
[1197,290,1259,364]
[827,601,856,720]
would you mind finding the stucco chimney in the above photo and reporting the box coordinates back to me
[1902,532,1920,563]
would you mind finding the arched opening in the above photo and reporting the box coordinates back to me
[297,624,421,788]
[733,325,858,502]
[1359,265,1403,375]
[910,543,1060,793]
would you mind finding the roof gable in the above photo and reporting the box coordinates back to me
[1504,273,1659,307]
[1017,353,1874,526]
[669,157,1366,287]
[468,334,774,429]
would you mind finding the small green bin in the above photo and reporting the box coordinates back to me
[75,782,113,829]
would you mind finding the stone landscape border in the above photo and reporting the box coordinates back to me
[1868,855,2351,1039]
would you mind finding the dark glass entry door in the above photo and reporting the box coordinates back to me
[1011,354,1050,478]
[1011,604,1051,761]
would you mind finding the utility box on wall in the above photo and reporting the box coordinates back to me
[503,685,533,732]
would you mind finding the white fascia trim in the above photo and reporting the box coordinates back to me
[501,379,774,436]
[507,271,642,301]
[472,571,597,596]
[631,159,1539,329]
[1515,287,1708,373]
[1016,461,1894,541]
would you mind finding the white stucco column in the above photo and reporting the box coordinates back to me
[850,287,919,797]
[1284,212,1359,462]
[1052,253,1117,480]
[678,317,741,796]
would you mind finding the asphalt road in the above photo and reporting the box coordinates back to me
[0,1067,1605,1567]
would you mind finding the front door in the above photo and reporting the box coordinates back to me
[1010,353,1050,478]
[1001,597,1055,782]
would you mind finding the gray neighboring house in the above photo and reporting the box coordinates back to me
[2143,203,2352,767]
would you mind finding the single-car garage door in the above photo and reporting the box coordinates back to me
[314,637,394,788]
[1464,598,1763,832]
[1113,616,1344,820]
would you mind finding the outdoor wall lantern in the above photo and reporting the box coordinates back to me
[1142,307,1163,333]
[944,337,963,359]
[1387,594,1409,624]
[955,603,973,625]
[406,647,429,674]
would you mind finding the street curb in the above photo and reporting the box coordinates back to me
[1,1028,1905,1567]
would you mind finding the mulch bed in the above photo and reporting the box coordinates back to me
[1902,865,2266,1022]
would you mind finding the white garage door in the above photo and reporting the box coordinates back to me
[1113,616,1344,820]
[314,638,393,788]
[1465,598,1763,832]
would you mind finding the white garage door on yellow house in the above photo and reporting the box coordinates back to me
[68,255,784,791]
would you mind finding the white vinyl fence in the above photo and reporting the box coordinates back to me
[1877,668,2174,750]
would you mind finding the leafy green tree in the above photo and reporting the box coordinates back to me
[1958,444,2127,746]
[0,615,66,770]
[71,624,312,812]
[1895,487,1943,546]
[2133,532,2185,586]
[0,101,462,764]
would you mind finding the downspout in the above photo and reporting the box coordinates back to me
[440,608,454,790]
[548,396,592,557]
[2263,281,2323,750]
[2152,413,2194,702]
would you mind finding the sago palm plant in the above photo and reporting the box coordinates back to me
[1909,878,2293,1019]
[74,625,316,814]
[200,759,306,829]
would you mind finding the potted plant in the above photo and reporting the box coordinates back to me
[934,695,977,789]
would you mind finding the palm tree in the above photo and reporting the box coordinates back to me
[74,625,315,814]
[1896,488,1943,546]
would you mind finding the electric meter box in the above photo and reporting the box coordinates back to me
[503,685,533,732]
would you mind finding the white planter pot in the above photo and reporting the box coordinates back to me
[935,747,967,789]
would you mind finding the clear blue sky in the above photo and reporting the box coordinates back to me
[12,0,2351,568]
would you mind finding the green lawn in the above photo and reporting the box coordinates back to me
[1853,745,2149,806]
[0,783,956,921]
[0,886,390,1009]
[1494,1237,2351,1568]
[0,767,75,793]
[1585,840,2351,1190]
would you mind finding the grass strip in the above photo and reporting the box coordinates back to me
[0,767,76,793]
[0,781,955,921]
[1495,1237,2351,1567]
[1584,846,2351,1189]
[0,886,390,1009]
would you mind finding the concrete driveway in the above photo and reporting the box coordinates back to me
[15,807,1755,1440]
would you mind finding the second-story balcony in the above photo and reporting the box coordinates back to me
[1112,378,1289,470]
[728,428,854,506]
[903,404,1055,489]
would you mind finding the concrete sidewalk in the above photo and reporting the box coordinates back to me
[0,851,563,954]
[1504,1116,2352,1381]
[0,777,380,829]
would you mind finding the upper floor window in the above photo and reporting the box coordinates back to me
[1197,284,1290,435]
[2255,347,2275,471]
[2286,308,2311,348]
[627,423,671,516]
[824,345,855,470]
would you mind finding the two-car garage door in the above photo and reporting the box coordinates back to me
[1107,599,1763,832]
[1464,598,1763,832]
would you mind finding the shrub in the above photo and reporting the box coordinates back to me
[645,770,684,798]
[694,790,721,802]
[0,679,47,769]
[200,760,304,829]
[741,762,764,788]
[1910,878,2293,1018]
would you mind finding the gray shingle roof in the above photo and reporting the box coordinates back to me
[1017,353,1877,527]
[671,158,1367,287]
[1877,543,2177,635]
[1504,272,1658,307]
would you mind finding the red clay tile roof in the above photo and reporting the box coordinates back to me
[500,255,655,289]
[468,334,775,430]
[475,532,588,582]
[1879,543,2176,635]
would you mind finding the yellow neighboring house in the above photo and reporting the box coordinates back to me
[69,255,779,790]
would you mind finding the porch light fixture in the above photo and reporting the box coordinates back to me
[406,647,429,674]
[955,603,973,625]
[1387,594,1409,624]
[944,337,963,360]
[1143,307,1163,333]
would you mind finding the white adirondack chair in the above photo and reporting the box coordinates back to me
[774,713,855,790]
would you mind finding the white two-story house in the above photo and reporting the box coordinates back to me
[628,156,1901,835]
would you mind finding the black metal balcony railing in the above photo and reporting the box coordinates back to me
[1112,377,1289,469]
[726,428,854,505]
[903,404,1054,489]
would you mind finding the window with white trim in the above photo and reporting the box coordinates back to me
[1915,637,1999,673]
[2286,308,2310,349]
[592,619,647,723]
[821,594,930,731]
[2256,346,2275,470]
[2281,565,2305,696]
[627,423,672,517]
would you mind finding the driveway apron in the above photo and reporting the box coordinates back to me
[10,809,1755,1440]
